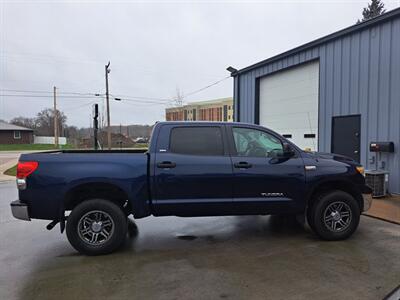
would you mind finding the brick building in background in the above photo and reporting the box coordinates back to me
[0,122,34,144]
[166,97,233,122]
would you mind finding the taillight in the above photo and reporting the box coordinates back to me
[16,161,39,179]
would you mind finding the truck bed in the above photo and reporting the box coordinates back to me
[18,150,150,220]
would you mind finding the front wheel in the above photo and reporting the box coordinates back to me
[66,199,128,255]
[312,190,360,241]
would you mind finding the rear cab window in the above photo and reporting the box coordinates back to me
[169,126,224,156]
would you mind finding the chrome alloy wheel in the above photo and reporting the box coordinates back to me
[323,201,352,232]
[77,210,115,245]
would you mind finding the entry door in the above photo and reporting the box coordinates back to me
[331,115,361,162]
[153,125,234,216]
[229,126,306,214]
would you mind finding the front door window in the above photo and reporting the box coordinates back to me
[232,127,283,158]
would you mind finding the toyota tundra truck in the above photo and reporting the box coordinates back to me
[10,122,372,255]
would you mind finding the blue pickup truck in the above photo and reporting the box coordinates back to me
[11,122,371,255]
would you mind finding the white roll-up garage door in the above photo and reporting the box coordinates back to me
[259,61,319,151]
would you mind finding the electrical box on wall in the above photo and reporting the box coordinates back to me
[369,142,394,152]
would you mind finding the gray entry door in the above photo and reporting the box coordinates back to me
[331,115,361,162]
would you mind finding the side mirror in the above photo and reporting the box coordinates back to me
[282,143,295,158]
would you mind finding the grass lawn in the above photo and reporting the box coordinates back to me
[0,144,74,151]
[132,143,148,148]
[4,164,17,177]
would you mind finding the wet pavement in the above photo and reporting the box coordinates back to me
[1,181,399,300]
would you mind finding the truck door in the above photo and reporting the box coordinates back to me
[228,126,306,214]
[152,124,234,216]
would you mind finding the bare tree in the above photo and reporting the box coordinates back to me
[64,125,79,139]
[10,116,36,129]
[35,108,67,136]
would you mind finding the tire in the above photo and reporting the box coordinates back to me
[312,190,360,241]
[66,199,128,255]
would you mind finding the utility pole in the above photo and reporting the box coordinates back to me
[93,104,99,150]
[53,86,59,148]
[105,62,111,150]
[119,123,122,150]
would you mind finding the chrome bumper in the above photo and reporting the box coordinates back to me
[10,200,30,221]
[361,185,373,212]
[363,194,372,212]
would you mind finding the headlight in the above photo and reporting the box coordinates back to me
[356,166,365,175]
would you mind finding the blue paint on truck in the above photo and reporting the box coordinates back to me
[10,122,372,255]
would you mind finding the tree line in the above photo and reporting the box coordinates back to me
[10,108,78,138]
[9,107,153,143]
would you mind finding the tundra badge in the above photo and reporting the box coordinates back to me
[261,192,284,197]
[305,165,317,171]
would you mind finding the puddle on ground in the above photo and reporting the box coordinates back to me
[176,235,198,241]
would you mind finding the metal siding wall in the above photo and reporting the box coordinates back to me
[389,19,400,193]
[358,29,370,169]
[324,42,335,151]
[388,19,400,193]
[233,76,239,121]
[368,26,380,145]
[318,45,327,151]
[237,18,400,193]
[349,33,361,115]
[333,39,342,116]
[341,36,351,115]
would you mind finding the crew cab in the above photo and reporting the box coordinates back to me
[10,122,372,255]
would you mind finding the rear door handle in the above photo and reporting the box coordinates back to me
[234,162,252,169]
[157,161,176,169]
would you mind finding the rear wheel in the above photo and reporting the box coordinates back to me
[66,199,127,255]
[312,190,360,240]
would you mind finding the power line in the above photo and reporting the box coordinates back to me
[0,75,230,106]
[0,89,101,96]
[0,89,171,101]
[118,99,177,107]
[115,96,179,105]
[0,89,54,94]
[1,52,226,79]
[0,94,173,106]
[0,94,98,99]
[63,101,98,112]
[181,76,230,99]
[110,93,172,102]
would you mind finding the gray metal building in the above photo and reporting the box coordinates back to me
[231,8,400,194]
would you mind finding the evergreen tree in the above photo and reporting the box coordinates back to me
[358,0,386,23]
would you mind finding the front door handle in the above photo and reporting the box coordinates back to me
[157,161,176,169]
[234,161,252,169]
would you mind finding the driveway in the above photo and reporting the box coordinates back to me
[0,150,46,181]
[0,181,399,300]
[0,152,21,181]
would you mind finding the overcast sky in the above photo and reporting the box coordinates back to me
[1,0,399,128]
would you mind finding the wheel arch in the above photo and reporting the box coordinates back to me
[64,182,131,214]
[306,180,363,213]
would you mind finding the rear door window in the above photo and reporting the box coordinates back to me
[170,127,224,156]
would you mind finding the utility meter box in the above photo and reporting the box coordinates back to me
[369,142,395,152]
